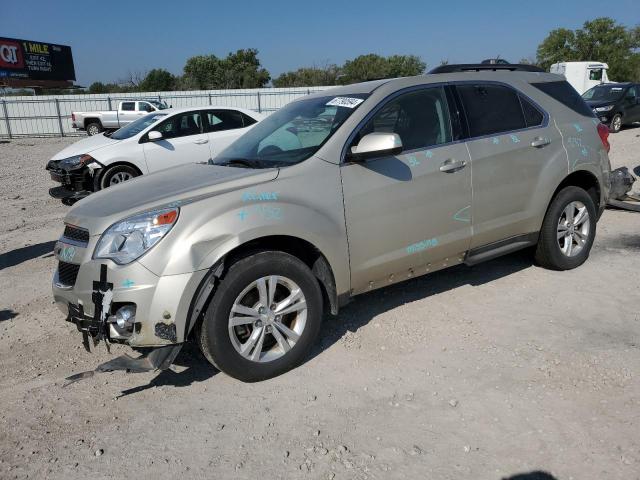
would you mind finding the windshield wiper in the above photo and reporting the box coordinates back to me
[213,158,268,169]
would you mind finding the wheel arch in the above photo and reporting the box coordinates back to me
[83,117,102,128]
[552,169,601,213]
[184,234,341,341]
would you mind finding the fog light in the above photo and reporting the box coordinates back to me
[115,305,136,329]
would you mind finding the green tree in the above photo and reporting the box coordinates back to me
[88,82,109,94]
[273,65,340,87]
[139,69,176,92]
[182,49,270,90]
[339,53,425,84]
[536,18,640,81]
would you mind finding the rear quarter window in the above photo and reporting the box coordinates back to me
[531,81,595,117]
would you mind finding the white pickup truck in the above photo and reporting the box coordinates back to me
[71,100,170,136]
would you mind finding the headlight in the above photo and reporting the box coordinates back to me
[58,154,95,170]
[93,208,179,264]
[595,105,614,112]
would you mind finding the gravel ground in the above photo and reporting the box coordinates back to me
[0,128,639,480]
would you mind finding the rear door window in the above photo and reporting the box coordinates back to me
[519,95,544,127]
[205,110,245,132]
[457,84,526,137]
[121,102,135,111]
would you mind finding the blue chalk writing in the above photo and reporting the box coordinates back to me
[491,137,500,145]
[237,210,248,221]
[406,238,439,254]
[573,123,583,133]
[581,147,588,157]
[408,155,421,167]
[453,205,471,223]
[242,191,279,202]
[510,134,520,144]
[59,246,76,262]
[122,279,135,288]
[424,150,434,158]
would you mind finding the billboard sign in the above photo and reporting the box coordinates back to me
[0,37,76,84]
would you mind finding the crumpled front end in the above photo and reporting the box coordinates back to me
[52,224,207,350]
[46,157,103,205]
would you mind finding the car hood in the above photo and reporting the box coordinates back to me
[51,133,122,160]
[584,100,615,109]
[65,163,279,236]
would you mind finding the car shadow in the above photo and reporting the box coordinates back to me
[309,249,534,361]
[120,249,534,393]
[0,241,57,270]
[117,342,217,397]
[503,472,557,480]
[0,309,18,322]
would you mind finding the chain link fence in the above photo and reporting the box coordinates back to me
[0,86,332,138]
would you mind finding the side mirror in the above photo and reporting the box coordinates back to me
[349,132,403,161]
[148,130,163,141]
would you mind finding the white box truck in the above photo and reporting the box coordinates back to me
[549,61,611,95]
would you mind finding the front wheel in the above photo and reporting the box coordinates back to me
[609,114,622,133]
[197,251,323,382]
[98,164,139,190]
[535,186,596,270]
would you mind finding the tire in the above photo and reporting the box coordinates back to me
[197,251,323,382]
[609,114,622,133]
[86,122,103,136]
[98,164,139,190]
[535,186,596,270]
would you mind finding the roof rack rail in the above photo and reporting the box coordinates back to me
[429,64,545,74]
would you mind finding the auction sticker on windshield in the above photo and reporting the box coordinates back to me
[326,97,364,108]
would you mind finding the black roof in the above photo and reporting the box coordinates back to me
[429,63,545,74]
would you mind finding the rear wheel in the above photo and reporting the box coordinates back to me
[535,186,596,270]
[98,164,139,190]
[86,122,103,136]
[197,251,323,382]
[609,114,622,133]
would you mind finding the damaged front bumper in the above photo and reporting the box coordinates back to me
[46,159,102,205]
[53,234,208,352]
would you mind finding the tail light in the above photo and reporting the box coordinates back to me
[596,122,610,153]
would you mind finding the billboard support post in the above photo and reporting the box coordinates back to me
[54,99,64,137]
[2,100,12,139]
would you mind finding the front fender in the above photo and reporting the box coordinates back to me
[138,157,351,296]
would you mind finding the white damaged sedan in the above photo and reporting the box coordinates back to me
[46,106,262,204]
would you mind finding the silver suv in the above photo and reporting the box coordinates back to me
[53,67,611,382]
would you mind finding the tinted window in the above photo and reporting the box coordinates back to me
[121,102,135,111]
[156,112,203,139]
[520,96,544,127]
[206,110,245,132]
[241,112,258,127]
[626,86,637,99]
[138,102,154,112]
[355,87,452,151]
[457,84,526,137]
[533,81,594,117]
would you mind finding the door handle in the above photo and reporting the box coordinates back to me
[439,159,467,173]
[194,139,209,144]
[530,136,550,148]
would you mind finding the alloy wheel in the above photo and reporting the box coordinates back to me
[109,171,134,185]
[557,201,590,257]
[228,275,307,363]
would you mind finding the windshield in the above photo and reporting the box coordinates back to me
[212,94,369,168]
[110,113,168,140]
[582,85,626,102]
[149,100,169,110]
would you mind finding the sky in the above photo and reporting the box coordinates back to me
[1,0,638,86]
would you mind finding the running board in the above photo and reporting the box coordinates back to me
[464,233,538,266]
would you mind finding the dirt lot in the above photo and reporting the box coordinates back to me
[1,129,639,480]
